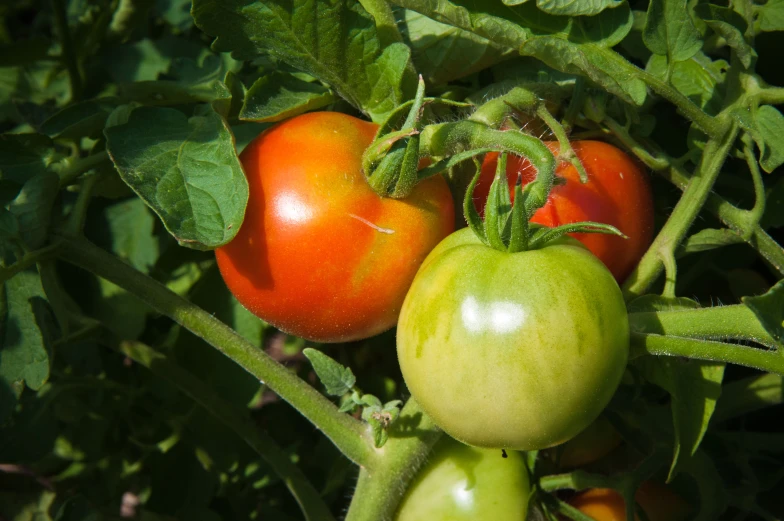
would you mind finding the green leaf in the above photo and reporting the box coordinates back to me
[743,279,784,345]
[104,105,249,250]
[643,0,702,62]
[0,208,20,248]
[638,357,725,479]
[753,105,784,173]
[119,55,233,116]
[536,0,622,17]
[571,2,634,47]
[694,4,755,69]
[680,450,728,521]
[676,228,745,256]
[389,0,566,44]
[302,348,356,396]
[8,172,60,250]
[191,0,417,123]
[157,0,194,30]
[714,373,784,422]
[755,0,784,32]
[104,198,159,274]
[0,134,57,187]
[40,98,120,140]
[397,9,515,86]
[646,52,726,116]
[0,271,54,393]
[519,37,648,106]
[240,72,337,123]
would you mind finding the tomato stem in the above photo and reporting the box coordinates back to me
[344,399,442,521]
[628,304,779,349]
[622,120,738,299]
[55,234,377,467]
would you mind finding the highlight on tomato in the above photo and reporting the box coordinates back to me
[569,482,692,521]
[476,141,654,282]
[394,437,531,521]
[215,111,455,343]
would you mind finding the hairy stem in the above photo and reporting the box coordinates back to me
[56,235,375,467]
[345,399,442,521]
[628,304,779,349]
[56,151,111,187]
[631,333,784,375]
[118,340,336,521]
[622,122,738,298]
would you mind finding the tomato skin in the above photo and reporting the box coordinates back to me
[477,141,654,282]
[216,112,454,343]
[569,483,692,521]
[397,227,629,450]
[395,437,530,521]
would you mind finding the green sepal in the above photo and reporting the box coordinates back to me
[528,221,625,250]
[363,77,430,198]
[464,160,488,245]
[507,175,529,253]
[484,153,511,250]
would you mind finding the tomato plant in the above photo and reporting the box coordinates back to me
[476,141,654,282]
[394,437,531,521]
[215,111,454,342]
[397,227,629,450]
[569,483,692,521]
[3,1,784,521]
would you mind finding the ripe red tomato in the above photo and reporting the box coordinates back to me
[569,483,692,521]
[476,141,653,282]
[216,112,455,342]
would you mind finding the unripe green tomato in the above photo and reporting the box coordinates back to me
[397,227,629,450]
[395,437,530,521]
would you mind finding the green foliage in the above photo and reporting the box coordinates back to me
[104,105,248,250]
[0,0,783,520]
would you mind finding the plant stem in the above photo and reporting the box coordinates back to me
[622,122,738,299]
[118,340,336,521]
[57,151,111,187]
[55,234,375,467]
[0,241,63,285]
[629,304,778,349]
[344,399,442,521]
[659,161,784,277]
[638,70,723,138]
[51,0,82,101]
[65,173,101,236]
[631,333,784,375]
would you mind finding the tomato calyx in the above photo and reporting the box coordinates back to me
[363,77,471,199]
[465,149,626,253]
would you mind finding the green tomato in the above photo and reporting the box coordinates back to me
[395,437,530,521]
[397,227,629,450]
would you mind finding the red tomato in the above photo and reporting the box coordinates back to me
[569,482,692,521]
[476,141,653,282]
[216,112,454,342]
